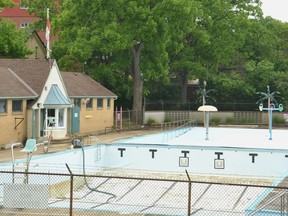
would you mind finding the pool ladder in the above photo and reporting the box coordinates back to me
[95,145,101,161]
[11,143,28,183]
[87,136,102,161]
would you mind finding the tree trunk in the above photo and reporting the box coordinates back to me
[131,42,144,124]
[180,70,189,103]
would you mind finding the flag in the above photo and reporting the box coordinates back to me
[46,8,51,59]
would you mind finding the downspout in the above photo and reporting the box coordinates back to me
[31,109,35,139]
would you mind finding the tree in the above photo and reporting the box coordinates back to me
[0,0,13,9]
[36,0,200,116]
[0,19,31,58]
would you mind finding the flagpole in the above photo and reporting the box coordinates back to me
[46,8,50,59]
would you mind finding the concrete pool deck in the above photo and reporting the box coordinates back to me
[0,129,162,164]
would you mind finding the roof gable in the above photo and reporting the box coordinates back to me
[61,72,117,98]
[0,59,52,95]
[0,67,38,98]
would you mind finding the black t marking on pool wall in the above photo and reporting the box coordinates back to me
[181,151,190,157]
[149,149,157,158]
[215,152,223,159]
[118,148,126,157]
[249,153,258,163]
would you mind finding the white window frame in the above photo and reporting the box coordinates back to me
[46,108,66,129]
[20,22,31,28]
[0,100,7,113]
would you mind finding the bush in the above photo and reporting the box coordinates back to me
[273,116,286,124]
[147,118,158,126]
[226,117,235,124]
[164,117,173,123]
[211,117,221,124]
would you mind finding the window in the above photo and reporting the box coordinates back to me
[107,98,111,109]
[86,98,93,109]
[20,1,28,9]
[74,99,81,108]
[58,109,64,127]
[46,108,66,128]
[0,100,7,113]
[12,100,22,113]
[20,23,31,28]
[97,98,103,109]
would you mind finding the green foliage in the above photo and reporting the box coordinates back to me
[0,0,13,9]
[210,72,255,103]
[0,19,31,58]
[273,116,286,124]
[226,117,235,124]
[211,117,221,124]
[147,118,158,126]
[164,117,173,123]
[21,0,288,109]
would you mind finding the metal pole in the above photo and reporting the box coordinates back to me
[185,170,192,216]
[205,111,209,140]
[66,164,73,216]
[269,109,273,140]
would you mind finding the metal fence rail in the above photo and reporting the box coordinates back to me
[0,169,287,215]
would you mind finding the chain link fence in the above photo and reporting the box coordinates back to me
[0,169,287,215]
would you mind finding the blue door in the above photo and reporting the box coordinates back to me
[71,106,80,134]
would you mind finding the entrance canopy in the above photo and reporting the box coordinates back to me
[44,84,72,107]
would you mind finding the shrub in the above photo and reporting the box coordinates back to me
[273,116,286,124]
[147,118,157,126]
[226,117,235,124]
[211,117,221,124]
[164,117,173,123]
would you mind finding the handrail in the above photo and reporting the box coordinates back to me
[160,119,196,131]
[248,190,288,215]
[11,143,22,169]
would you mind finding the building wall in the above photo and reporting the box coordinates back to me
[79,98,114,134]
[26,33,46,59]
[0,100,27,146]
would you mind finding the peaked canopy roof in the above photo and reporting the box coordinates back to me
[44,84,72,107]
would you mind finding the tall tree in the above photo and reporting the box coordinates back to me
[46,0,200,115]
[0,0,13,8]
[171,0,262,102]
[0,19,31,58]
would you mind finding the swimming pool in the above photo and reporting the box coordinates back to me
[2,127,288,178]
[1,127,288,215]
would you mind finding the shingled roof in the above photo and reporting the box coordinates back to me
[0,67,37,98]
[61,72,117,98]
[0,59,52,96]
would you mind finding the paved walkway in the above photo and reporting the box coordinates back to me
[0,129,161,165]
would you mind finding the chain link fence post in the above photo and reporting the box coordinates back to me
[66,164,74,216]
[185,170,192,216]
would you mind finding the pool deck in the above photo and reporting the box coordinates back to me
[0,129,162,165]
[116,127,288,151]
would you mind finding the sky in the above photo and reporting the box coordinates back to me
[261,0,288,22]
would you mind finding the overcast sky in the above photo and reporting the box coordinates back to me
[261,0,288,22]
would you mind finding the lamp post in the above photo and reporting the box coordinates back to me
[259,103,283,140]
